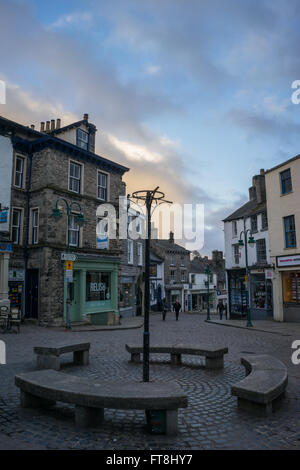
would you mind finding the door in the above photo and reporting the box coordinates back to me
[69,271,81,322]
[25,269,39,319]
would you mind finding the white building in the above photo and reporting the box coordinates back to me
[265,155,300,322]
[223,170,273,319]
[187,261,217,312]
[150,251,165,310]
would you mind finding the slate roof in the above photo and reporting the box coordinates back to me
[223,199,266,222]
[153,239,190,254]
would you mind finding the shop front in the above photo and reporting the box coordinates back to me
[277,254,300,322]
[65,254,119,326]
[249,269,273,319]
[227,269,248,318]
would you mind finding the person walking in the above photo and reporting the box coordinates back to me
[162,298,168,321]
[173,300,181,321]
[217,299,225,320]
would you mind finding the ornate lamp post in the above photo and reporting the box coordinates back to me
[238,218,255,328]
[205,264,211,321]
[52,198,84,330]
[129,187,172,383]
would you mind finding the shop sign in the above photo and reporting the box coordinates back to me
[90,282,106,292]
[97,236,109,250]
[277,254,300,268]
[9,269,24,282]
[0,243,12,253]
[265,269,274,280]
[0,210,8,224]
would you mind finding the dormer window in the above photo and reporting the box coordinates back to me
[77,128,89,151]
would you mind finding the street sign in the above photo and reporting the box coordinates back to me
[61,253,77,262]
[244,275,248,283]
[65,261,74,271]
[0,211,8,223]
[66,270,73,283]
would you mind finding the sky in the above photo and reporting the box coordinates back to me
[1,0,300,255]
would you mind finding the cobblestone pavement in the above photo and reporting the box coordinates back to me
[1,312,300,450]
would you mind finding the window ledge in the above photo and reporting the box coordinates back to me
[280,191,293,197]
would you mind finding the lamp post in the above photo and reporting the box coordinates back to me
[238,219,255,327]
[205,265,211,321]
[52,198,84,330]
[129,188,172,383]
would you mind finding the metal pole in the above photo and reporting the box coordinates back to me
[243,219,253,327]
[206,270,211,321]
[143,192,151,382]
[65,207,71,330]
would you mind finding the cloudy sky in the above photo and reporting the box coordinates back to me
[1,0,300,254]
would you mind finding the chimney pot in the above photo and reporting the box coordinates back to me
[51,119,55,131]
[56,118,61,129]
[40,122,45,132]
[260,168,265,175]
[169,231,174,243]
[83,113,89,121]
[46,121,50,131]
[30,124,35,130]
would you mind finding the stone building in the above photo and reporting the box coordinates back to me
[152,231,190,310]
[0,114,129,326]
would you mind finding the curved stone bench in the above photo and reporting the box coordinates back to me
[231,355,288,415]
[15,370,188,435]
[126,343,228,369]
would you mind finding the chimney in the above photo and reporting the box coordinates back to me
[56,118,61,129]
[169,231,174,243]
[252,172,266,204]
[51,119,55,131]
[30,124,35,130]
[40,122,45,132]
[46,121,50,131]
[83,113,89,121]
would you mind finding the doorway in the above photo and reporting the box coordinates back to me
[25,269,39,319]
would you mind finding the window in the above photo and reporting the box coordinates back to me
[12,209,22,244]
[31,209,39,245]
[170,255,175,266]
[128,240,133,264]
[68,214,80,247]
[150,264,157,277]
[283,272,300,303]
[14,156,25,188]
[280,169,292,195]
[232,221,237,237]
[181,270,186,282]
[191,274,195,284]
[284,215,297,248]
[86,272,110,302]
[261,211,268,230]
[97,171,108,201]
[69,161,82,193]
[256,238,267,263]
[137,242,143,266]
[180,256,185,267]
[233,244,240,265]
[170,269,176,281]
[77,128,89,150]
[251,215,258,232]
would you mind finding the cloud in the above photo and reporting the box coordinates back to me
[144,64,161,76]
[48,11,93,30]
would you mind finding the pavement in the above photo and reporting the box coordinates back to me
[206,316,300,336]
[1,312,300,450]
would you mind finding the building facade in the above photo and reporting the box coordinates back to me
[152,232,190,310]
[265,155,300,322]
[150,250,165,311]
[187,260,217,312]
[0,114,129,326]
[223,170,273,319]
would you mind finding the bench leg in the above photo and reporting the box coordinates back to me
[20,390,55,409]
[131,353,140,363]
[237,397,272,416]
[205,356,224,369]
[36,354,60,371]
[171,353,182,365]
[74,350,89,366]
[75,406,104,427]
[166,409,178,436]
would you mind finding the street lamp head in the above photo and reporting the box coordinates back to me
[248,236,255,247]
[238,239,244,247]
[75,213,85,226]
[52,207,62,218]
[205,265,211,275]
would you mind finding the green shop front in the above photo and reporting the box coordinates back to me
[64,254,120,326]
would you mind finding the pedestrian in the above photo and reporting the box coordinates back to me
[217,299,225,320]
[162,298,168,321]
[173,300,181,321]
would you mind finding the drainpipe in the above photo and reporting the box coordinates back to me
[24,143,33,319]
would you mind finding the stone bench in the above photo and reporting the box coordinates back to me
[231,355,288,415]
[125,343,228,369]
[34,342,90,370]
[15,370,188,436]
